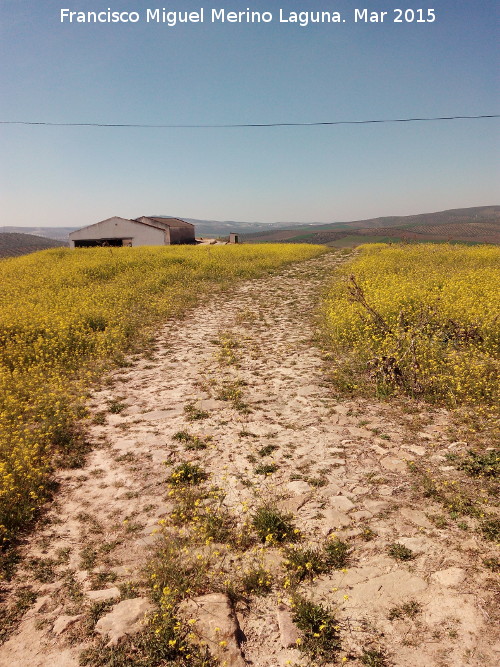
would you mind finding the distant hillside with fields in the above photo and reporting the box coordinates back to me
[241,206,500,246]
[0,233,67,258]
[3,206,499,246]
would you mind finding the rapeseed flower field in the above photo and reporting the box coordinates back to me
[324,243,499,414]
[0,243,325,545]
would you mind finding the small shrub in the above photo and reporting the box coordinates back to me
[107,400,126,414]
[213,332,240,365]
[360,649,388,666]
[483,557,499,572]
[84,600,115,631]
[428,514,448,529]
[241,566,273,595]
[79,544,98,570]
[254,463,278,475]
[27,557,57,583]
[388,599,422,620]
[118,581,141,599]
[92,411,107,425]
[308,476,328,488]
[387,542,415,561]
[258,444,279,457]
[283,546,326,581]
[359,526,377,541]
[447,448,500,478]
[89,570,118,590]
[324,537,350,569]
[238,429,258,438]
[251,505,300,544]
[479,518,500,542]
[172,430,192,442]
[168,462,207,486]
[183,402,209,421]
[172,430,209,450]
[292,596,341,662]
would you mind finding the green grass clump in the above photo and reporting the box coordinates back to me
[447,448,499,478]
[258,444,279,457]
[254,463,278,475]
[291,596,341,663]
[183,402,209,421]
[172,430,209,450]
[107,399,126,414]
[388,600,422,620]
[283,546,326,581]
[324,537,350,569]
[251,505,300,544]
[241,565,273,595]
[360,649,388,666]
[283,538,350,582]
[479,518,500,542]
[387,542,415,561]
[168,462,207,486]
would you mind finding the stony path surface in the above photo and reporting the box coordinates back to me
[0,251,498,666]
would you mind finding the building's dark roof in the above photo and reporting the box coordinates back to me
[135,216,194,229]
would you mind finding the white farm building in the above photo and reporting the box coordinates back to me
[69,216,195,248]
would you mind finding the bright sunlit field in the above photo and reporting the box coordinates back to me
[0,243,326,545]
[324,243,499,411]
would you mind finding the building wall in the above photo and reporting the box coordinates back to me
[69,217,166,248]
[136,217,196,244]
[168,225,194,244]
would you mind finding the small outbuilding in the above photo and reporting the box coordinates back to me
[69,216,195,248]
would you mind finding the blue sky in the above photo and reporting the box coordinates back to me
[1,0,498,226]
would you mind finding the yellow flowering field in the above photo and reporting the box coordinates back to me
[0,243,326,545]
[324,243,499,412]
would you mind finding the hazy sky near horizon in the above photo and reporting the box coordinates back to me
[1,0,498,227]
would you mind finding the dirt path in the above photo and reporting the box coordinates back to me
[0,251,497,666]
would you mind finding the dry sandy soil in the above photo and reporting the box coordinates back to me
[0,251,498,666]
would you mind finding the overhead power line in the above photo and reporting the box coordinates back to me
[0,114,498,129]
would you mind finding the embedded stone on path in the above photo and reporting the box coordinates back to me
[341,570,428,610]
[52,615,82,636]
[322,508,351,532]
[380,455,407,473]
[86,587,121,602]
[94,597,153,646]
[329,495,355,512]
[178,593,246,667]
[277,493,310,514]
[276,605,299,648]
[400,507,434,529]
[430,567,466,587]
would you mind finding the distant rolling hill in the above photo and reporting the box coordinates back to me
[241,206,500,246]
[0,233,67,258]
[0,226,77,242]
